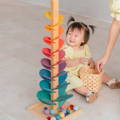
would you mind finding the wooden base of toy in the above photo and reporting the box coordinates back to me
[27,102,81,120]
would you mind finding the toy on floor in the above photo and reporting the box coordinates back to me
[44,104,79,120]
[27,0,81,120]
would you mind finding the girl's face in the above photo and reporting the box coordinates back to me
[66,28,84,48]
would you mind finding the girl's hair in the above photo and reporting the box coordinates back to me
[66,16,96,46]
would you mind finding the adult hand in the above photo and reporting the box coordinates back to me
[96,56,108,72]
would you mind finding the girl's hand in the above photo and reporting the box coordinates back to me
[79,58,89,65]
[65,58,80,67]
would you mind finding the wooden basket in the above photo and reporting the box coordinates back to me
[79,66,102,93]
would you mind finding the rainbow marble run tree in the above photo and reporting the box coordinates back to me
[28,0,81,119]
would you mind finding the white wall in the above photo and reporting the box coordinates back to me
[21,0,112,22]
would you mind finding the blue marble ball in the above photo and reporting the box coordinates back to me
[55,114,61,120]
[50,109,56,115]
[73,106,79,111]
[61,109,67,114]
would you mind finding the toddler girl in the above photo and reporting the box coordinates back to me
[63,17,117,103]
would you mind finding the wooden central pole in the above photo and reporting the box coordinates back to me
[51,0,59,110]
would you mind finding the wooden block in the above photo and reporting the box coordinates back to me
[27,102,81,120]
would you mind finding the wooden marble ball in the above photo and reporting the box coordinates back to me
[51,117,56,120]
[47,116,51,120]
[66,109,71,114]
[67,107,71,111]
[55,114,61,120]
[61,109,67,114]
[59,112,65,118]
[60,104,67,110]
[69,104,74,110]
[73,105,79,111]
[43,107,49,115]
[50,109,56,115]
[65,112,69,116]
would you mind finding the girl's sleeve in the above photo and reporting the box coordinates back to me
[84,45,92,58]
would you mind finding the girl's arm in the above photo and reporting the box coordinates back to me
[65,57,89,67]
[65,58,80,67]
